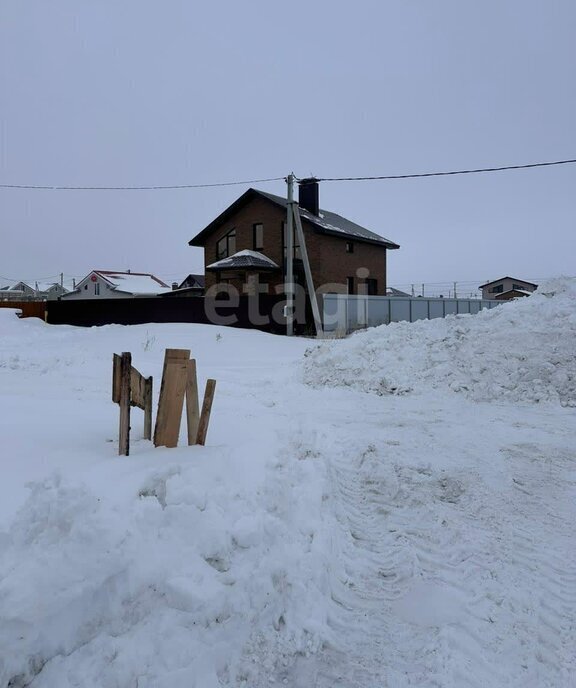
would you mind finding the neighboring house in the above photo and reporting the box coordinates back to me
[0,281,68,301]
[178,274,205,291]
[386,287,411,297]
[164,273,206,298]
[61,270,170,300]
[479,277,538,301]
[188,179,400,297]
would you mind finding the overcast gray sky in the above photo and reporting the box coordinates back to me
[1,0,575,292]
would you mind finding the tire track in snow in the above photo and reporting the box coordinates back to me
[490,443,576,687]
[281,401,576,688]
[301,431,506,687]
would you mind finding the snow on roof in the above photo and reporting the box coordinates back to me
[189,189,400,249]
[206,250,280,271]
[36,282,62,292]
[257,190,400,248]
[496,288,532,297]
[9,281,59,292]
[98,271,171,295]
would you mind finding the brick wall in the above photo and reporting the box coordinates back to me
[200,196,388,295]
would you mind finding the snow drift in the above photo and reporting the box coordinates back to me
[304,278,576,405]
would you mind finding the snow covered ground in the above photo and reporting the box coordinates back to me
[1,280,575,687]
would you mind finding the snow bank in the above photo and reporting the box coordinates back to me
[0,321,331,687]
[304,278,576,405]
[0,434,331,687]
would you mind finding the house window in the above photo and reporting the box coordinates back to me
[94,283,100,295]
[282,222,301,259]
[216,229,236,259]
[253,223,264,251]
[366,278,377,295]
[346,242,354,253]
[491,284,504,294]
[347,276,354,294]
[84,284,88,290]
[512,283,526,291]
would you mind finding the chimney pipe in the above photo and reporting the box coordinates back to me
[298,178,319,216]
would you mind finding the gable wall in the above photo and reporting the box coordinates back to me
[202,196,286,292]
[481,278,537,299]
[63,274,130,300]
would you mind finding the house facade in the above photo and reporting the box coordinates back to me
[188,180,399,298]
[479,277,537,301]
[0,281,68,301]
[62,270,170,300]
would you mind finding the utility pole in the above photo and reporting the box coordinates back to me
[284,175,323,338]
[453,281,457,299]
[421,283,425,297]
[411,284,415,297]
[292,198,324,337]
[285,174,295,336]
[60,272,64,289]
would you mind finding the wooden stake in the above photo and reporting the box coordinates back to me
[196,379,216,446]
[143,376,153,441]
[112,353,121,403]
[186,359,200,445]
[154,349,190,448]
[118,352,131,456]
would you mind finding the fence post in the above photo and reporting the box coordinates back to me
[119,352,131,456]
[196,379,217,446]
[186,359,200,445]
[143,376,153,441]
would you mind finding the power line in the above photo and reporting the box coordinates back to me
[316,158,576,182]
[0,175,285,191]
[1,157,575,191]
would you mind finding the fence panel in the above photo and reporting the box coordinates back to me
[367,298,390,327]
[390,299,411,323]
[322,294,500,334]
[429,301,445,319]
[0,301,46,319]
[411,299,429,321]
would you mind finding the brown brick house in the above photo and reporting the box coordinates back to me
[188,179,400,297]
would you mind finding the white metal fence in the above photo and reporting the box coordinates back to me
[322,294,500,334]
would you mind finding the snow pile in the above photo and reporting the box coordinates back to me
[304,277,576,405]
[0,320,333,687]
[1,312,575,685]
[0,454,330,687]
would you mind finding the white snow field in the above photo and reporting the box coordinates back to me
[1,279,575,687]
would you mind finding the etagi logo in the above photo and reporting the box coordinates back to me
[203,267,374,329]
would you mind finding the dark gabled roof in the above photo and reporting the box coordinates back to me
[189,188,400,249]
[386,287,411,297]
[478,276,538,289]
[178,273,205,289]
[206,250,280,272]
